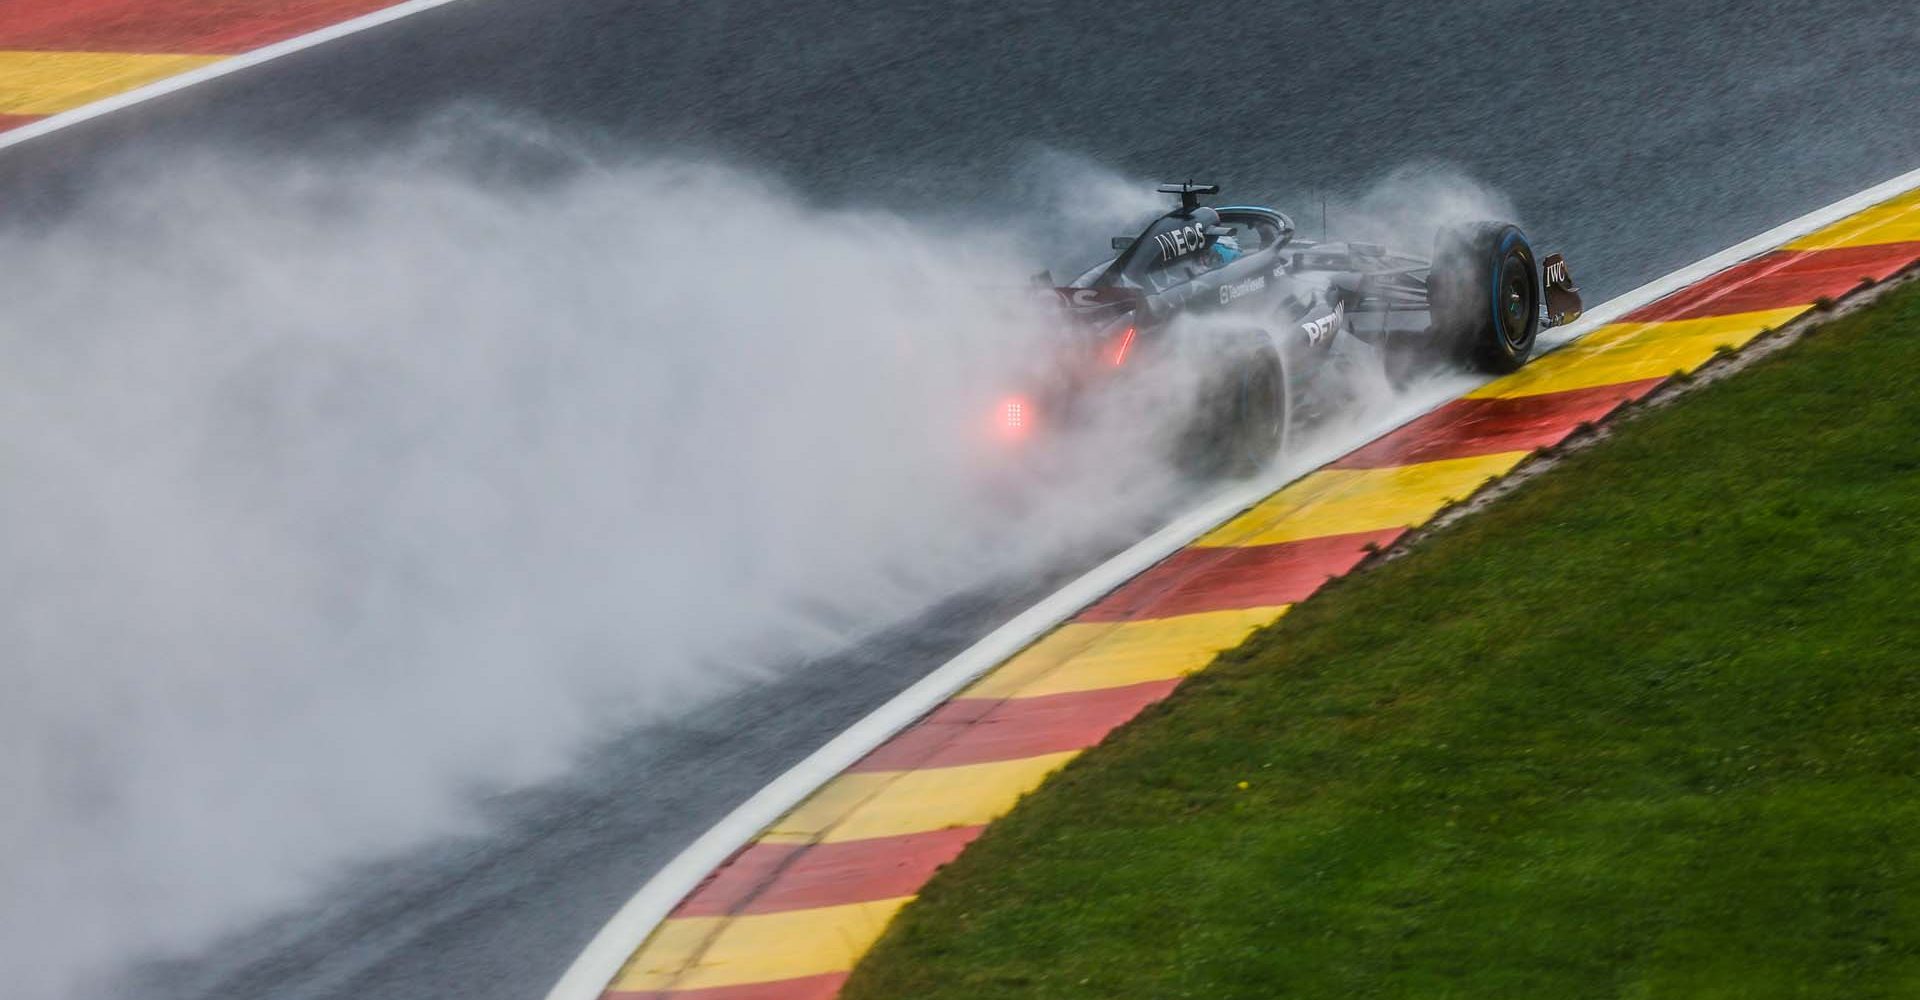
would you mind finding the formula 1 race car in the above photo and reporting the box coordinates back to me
[1002,182,1583,475]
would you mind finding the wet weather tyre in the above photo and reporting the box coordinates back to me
[1429,221,1541,373]
[1180,332,1290,479]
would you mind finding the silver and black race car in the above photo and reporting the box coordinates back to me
[1003,182,1583,474]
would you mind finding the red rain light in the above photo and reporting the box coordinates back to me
[997,395,1033,440]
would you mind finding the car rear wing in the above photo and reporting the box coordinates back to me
[1049,285,1146,326]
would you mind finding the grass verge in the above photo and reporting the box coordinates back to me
[845,280,1920,999]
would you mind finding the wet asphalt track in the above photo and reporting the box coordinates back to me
[8,2,1915,998]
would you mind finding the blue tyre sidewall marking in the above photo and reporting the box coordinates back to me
[1491,228,1530,349]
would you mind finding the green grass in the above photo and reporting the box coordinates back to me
[845,281,1920,1000]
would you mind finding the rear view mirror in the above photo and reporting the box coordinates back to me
[1111,236,1135,251]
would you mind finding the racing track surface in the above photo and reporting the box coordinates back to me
[3,3,1913,999]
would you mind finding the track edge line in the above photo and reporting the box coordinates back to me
[0,0,471,154]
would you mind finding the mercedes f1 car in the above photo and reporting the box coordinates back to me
[1002,182,1583,475]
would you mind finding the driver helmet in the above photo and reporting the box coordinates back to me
[1211,233,1243,264]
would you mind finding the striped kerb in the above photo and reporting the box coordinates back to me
[603,186,1920,999]
[0,0,406,128]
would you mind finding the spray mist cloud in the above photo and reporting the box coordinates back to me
[0,131,1516,999]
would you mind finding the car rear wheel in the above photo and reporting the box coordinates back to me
[1429,221,1541,374]
[1179,331,1290,479]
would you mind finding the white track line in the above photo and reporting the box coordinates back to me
[1543,165,1920,347]
[543,163,1920,1000]
[0,0,471,154]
